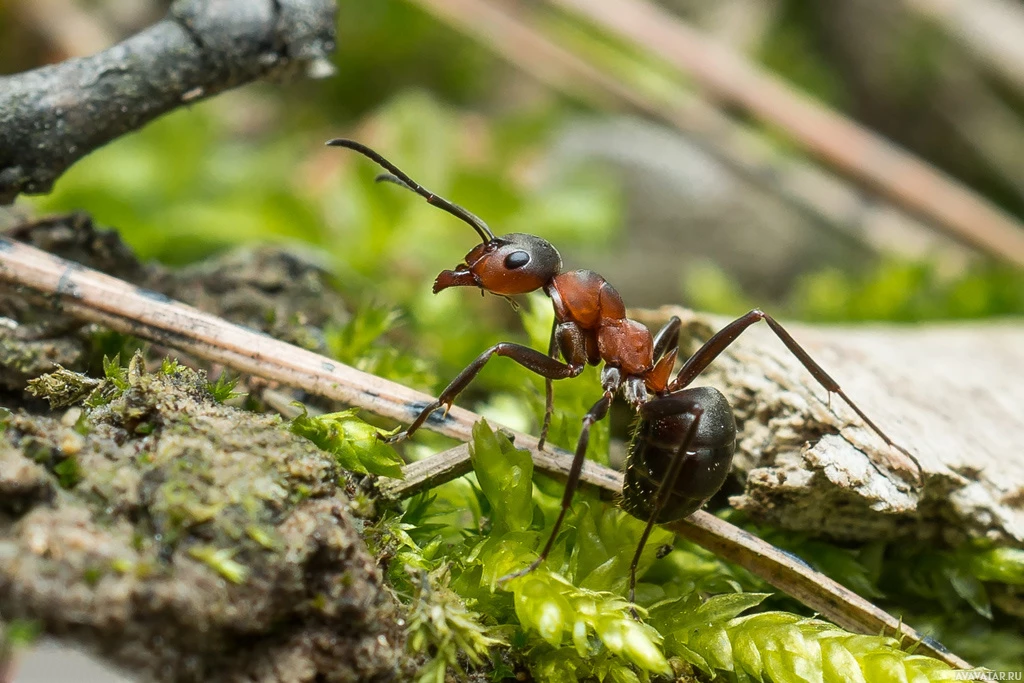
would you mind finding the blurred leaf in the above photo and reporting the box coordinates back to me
[968,547,1024,585]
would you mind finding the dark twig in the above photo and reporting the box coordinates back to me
[0,0,337,204]
[0,234,970,668]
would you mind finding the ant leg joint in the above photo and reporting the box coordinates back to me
[382,430,410,445]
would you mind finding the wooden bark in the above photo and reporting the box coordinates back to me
[634,306,1024,546]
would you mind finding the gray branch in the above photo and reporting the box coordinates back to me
[0,0,337,205]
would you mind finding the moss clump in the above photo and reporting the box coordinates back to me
[291,406,404,478]
[25,365,102,409]
[0,331,87,394]
[378,420,984,683]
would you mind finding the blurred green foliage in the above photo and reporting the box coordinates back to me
[685,259,1024,321]
[321,1,496,119]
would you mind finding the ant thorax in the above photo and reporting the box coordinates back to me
[548,270,656,378]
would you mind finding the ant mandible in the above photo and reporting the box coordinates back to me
[327,138,920,603]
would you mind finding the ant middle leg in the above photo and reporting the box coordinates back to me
[538,320,597,451]
[388,342,582,443]
[667,309,920,478]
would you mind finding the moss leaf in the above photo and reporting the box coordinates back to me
[468,420,533,533]
[290,406,404,477]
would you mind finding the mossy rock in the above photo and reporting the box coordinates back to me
[0,356,409,682]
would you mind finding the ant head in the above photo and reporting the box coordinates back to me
[434,233,562,296]
[326,138,562,296]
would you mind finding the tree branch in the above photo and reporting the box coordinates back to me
[0,0,337,204]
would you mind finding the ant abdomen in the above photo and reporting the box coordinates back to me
[622,386,737,524]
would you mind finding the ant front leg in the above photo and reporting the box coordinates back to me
[499,366,622,583]
[388,342,583,444]
[669,309,921,480]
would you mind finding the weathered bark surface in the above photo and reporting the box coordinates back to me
[0,0,336,204]
[634,307,1024,546]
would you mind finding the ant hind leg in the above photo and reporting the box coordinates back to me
[627,402,703,616]
[668,309,922,483]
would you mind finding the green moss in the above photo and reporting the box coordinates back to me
[406,569,505,683]
[188,546,249,584]
[1,620,36,683]
[82,566,103,586]
[0,334,85,390]
[375,420,987,682]
[245,525,282,551]
[160,358,184,375]
[25,365,101,409]
[52,456,82,489]
[291,405,405,478]
[12,355,345,580]
[2,353,406,678]
[205,372,244,403]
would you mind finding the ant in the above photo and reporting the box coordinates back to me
[327,138,920,604]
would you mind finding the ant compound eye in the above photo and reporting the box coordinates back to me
[504,250,531,269]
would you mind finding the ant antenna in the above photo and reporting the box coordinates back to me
[326,138,496,243]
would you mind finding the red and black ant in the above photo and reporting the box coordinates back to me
[327,138,920,603]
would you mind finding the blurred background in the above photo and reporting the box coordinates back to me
[2,0,1024,677]
[3,0,1024,324]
